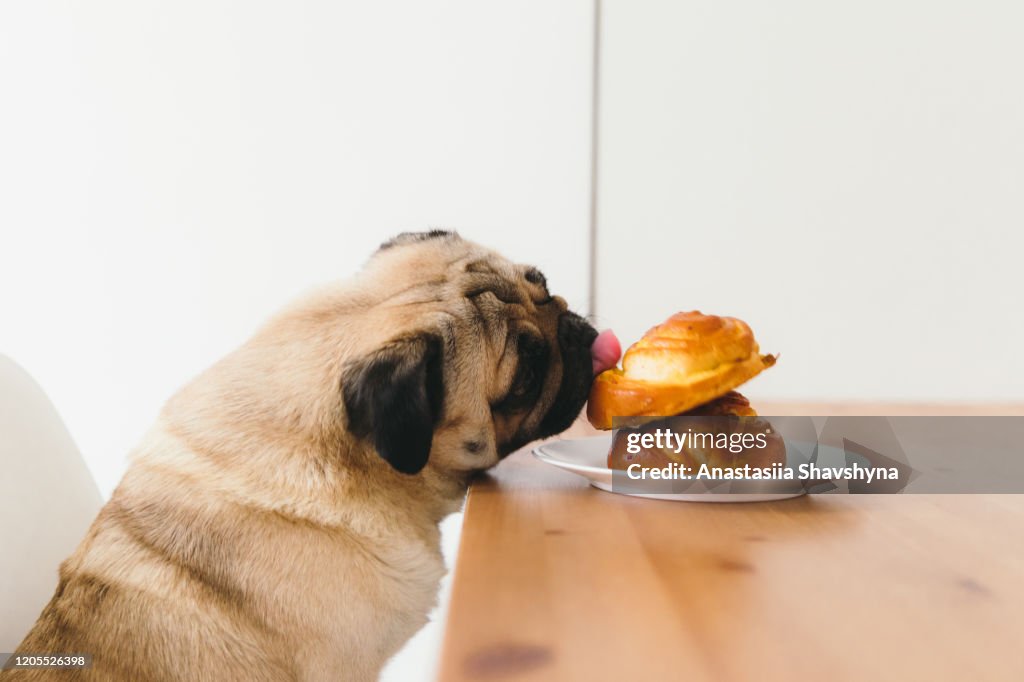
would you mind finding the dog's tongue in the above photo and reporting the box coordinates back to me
[591,329,622,375]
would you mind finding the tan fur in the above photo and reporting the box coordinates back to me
[8,234,590,681]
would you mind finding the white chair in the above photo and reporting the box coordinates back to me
[0,355,102,652]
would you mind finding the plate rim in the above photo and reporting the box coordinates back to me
[532,435,611,476]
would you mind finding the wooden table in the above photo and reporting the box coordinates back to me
[438,404,1024,681]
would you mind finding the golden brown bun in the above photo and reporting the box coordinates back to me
[587,311,775,430]
[606,392,786,471]
[682,390,758,417]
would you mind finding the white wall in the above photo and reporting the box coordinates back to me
[0,2,593,679]
[597,0,1024,402]
[1,0,593,495]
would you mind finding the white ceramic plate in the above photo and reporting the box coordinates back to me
[533,435,805,503]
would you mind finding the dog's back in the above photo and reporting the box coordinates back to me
[9,422,445,682]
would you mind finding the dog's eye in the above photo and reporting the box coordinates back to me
[492,334,549,413]
[510,366,535,397]
[494,363,539,413]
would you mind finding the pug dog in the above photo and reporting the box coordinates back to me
[9,231,608,682]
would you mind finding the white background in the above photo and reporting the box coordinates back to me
[596,0,1024,402]
[1,0,593,496]
[3,0,1024,679]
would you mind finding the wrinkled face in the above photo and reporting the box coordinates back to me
[341,231,598,475]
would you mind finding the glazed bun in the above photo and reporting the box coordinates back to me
[587,311,775,430]
[682,390,758,417]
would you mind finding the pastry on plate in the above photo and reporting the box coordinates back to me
[587,311,776,430]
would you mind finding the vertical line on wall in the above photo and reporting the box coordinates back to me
[587,0,602,321]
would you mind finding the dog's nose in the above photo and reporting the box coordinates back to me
[558,311,598,351]
[535,311,600,439]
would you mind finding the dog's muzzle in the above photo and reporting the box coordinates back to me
[537,312,598,438]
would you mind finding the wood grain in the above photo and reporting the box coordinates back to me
[438,404,1024,681]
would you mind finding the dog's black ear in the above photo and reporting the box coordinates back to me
[342,334,444,475]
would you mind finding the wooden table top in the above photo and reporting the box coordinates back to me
[438,404,1024,681]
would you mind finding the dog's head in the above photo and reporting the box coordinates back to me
[339,230,597,475]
